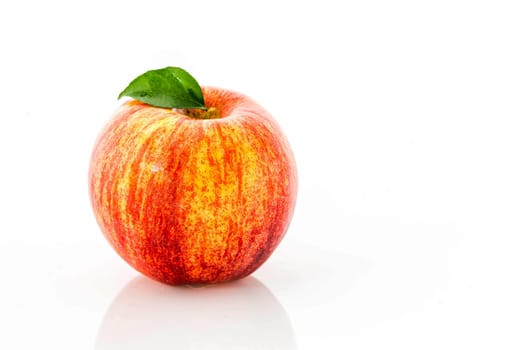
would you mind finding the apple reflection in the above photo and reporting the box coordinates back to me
[96,276,296,349]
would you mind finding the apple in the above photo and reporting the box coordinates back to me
[89,68,297,285]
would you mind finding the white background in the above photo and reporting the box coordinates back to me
[1,0,526,348]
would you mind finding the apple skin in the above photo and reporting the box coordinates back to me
[89,87,297,285]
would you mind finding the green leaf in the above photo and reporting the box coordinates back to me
[118,67,206,109]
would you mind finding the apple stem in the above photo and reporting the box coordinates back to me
[181,107,220,120]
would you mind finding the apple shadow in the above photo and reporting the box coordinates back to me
[95,275,297,350]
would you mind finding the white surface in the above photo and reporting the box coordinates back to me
[1,0,526,348]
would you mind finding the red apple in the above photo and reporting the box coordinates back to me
[89,85,297,285]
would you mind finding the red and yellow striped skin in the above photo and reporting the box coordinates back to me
[89,87,297,285]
